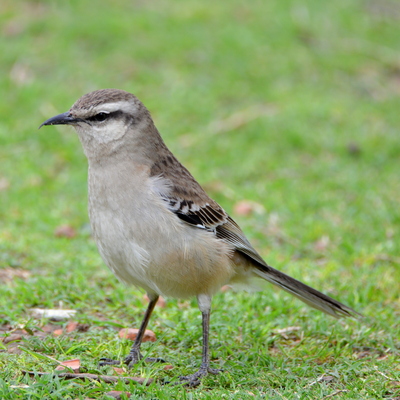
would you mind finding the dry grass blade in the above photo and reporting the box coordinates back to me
[21,370,153,385]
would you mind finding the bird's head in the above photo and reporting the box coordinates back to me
[40,89,154,160]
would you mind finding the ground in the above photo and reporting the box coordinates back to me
[0,0,399,399]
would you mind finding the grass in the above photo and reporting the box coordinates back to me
[1,0,399,398]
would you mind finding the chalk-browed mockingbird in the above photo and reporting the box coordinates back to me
[40,89,360,386]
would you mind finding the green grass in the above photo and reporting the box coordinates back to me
[1,0,399,398]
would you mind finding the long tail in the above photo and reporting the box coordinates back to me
[252,261,361,319]
[221,218,361,318]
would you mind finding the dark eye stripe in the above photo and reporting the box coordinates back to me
[87,112,110,122]
[86,110,125,123]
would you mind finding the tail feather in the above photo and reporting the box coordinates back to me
[253,263,361,319]
[220,221,361,319]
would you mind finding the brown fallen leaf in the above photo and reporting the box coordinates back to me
[2,334,23,344]
[55,359,80,373]
[66,321,79,333]
[118,328,156,342]
[0,325,69,353]
[22,370,153,385]
[113,367,125,375]
[7,345,22,354]
[53,329,63,337]
[65,322,90,333]
[42,324,59,333]
[54,225,76,238]
[163,365,174,371]
[105,391,132,399]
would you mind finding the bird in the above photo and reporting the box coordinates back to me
[40,89,360,386]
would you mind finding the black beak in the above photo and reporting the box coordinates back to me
[39,112,77,129]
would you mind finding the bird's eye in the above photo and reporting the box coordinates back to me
[88,112,110,122]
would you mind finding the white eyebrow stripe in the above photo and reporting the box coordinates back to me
[93,101,134,114]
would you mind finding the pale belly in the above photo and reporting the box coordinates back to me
[89,206,236,299]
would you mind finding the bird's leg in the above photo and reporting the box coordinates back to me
[124,294,164,366]
[99,294,164,367]
[179,294,222,387]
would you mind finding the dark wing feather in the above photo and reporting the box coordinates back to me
[160,190,268,267]
[153,160,360,319]
[160,193,229,232]
[166,195,360,318]
[175,211,204,228]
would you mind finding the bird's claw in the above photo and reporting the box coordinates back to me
[99,354,166,368]
[98,357,121,366]
[178,366,222,387]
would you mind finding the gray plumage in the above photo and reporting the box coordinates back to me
[40,89,360,385]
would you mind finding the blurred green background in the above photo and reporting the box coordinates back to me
[0,0,399,398]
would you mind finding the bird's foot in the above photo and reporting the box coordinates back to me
[99,352,165,368]
[178,366,222,387]
[98,357,121,366]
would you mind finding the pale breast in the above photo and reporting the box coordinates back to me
[87,163,236,298]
